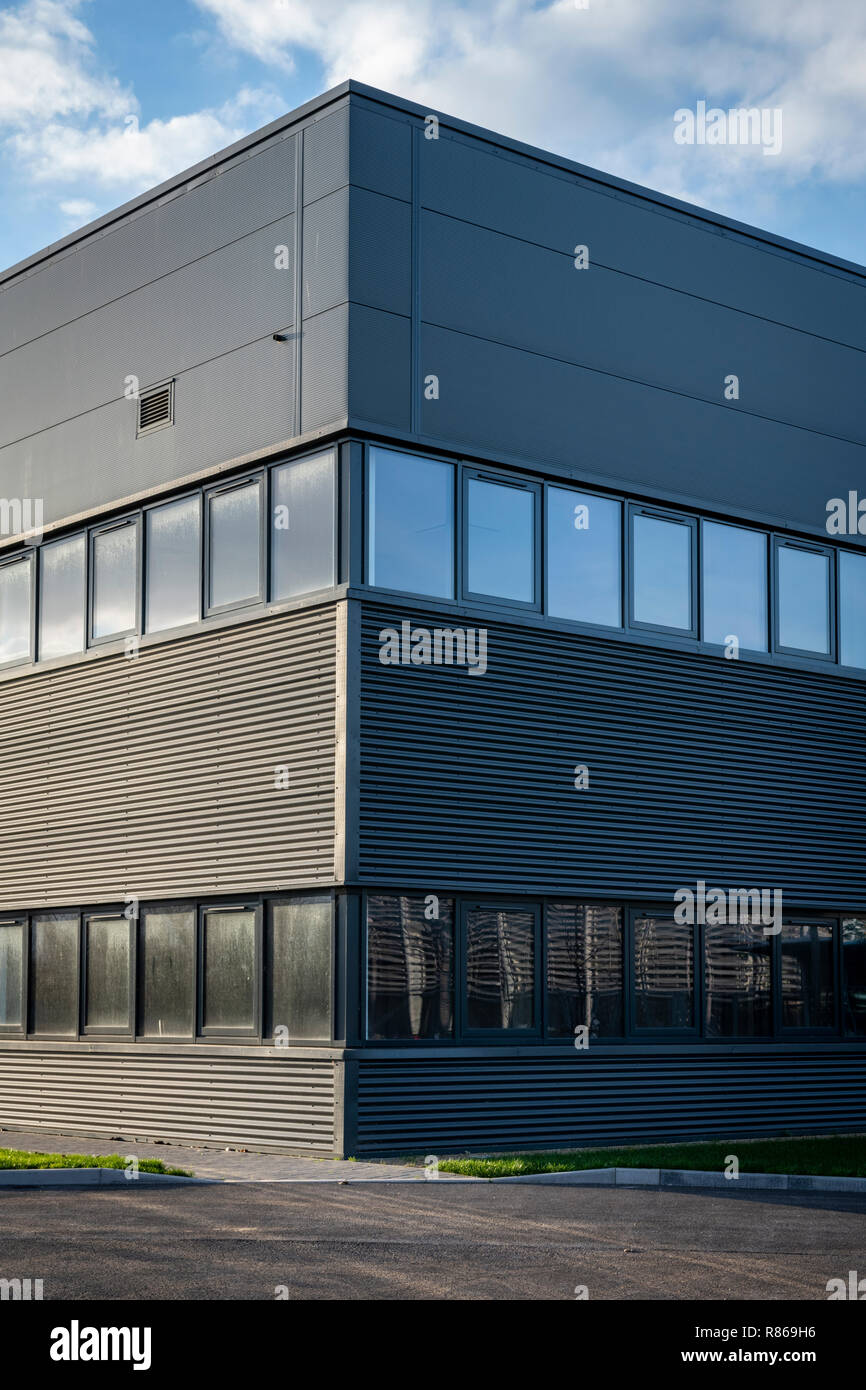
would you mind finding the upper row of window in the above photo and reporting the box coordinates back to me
[367,447,866,670]
[0,450,336,668]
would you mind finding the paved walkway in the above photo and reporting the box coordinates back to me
[0,1127,467,1182]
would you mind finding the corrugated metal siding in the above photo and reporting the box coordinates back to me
[358,606,866,906]
[0,605,337,908]
[0,1044,337,1153]
[354,1047,866,1153]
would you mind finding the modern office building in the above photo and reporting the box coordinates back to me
[0,82,863,1156]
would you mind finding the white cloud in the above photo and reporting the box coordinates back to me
[0,0,133,125]
[58,196,97,218]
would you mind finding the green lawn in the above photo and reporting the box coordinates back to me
[0,1147,192,1176]
[437,1135,866,1179]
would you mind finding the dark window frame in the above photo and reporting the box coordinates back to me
[626,906,702,1040]
[0,549,36,670]
[462,468,542,613]
[458,899,542,1040]
[136,899,198,1042]
[143,490,203,636]
[81,911,136,1038]
[0,916,29,1037]
[627,504,698,640]
[27,910,81,1041]
[203,472,266,619]
[88,514,141,648]
[197,901,263,1040]
[773,536,836,663]
[362,890,456,1045]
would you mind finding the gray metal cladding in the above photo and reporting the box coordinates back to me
[357,605,866,907]
[353,1046,866,1153]
[303,107,349,206]
[349,103,411,202]
[0,605,338,909]
[0,1043,338,1154]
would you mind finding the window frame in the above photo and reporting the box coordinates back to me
[38,531,87,663]
[0,550,35,670]
[268,450,340,604]
[543,482,624,631]
[699,517,770,653]
[265,892,336,1045]
[462,468,542,612]
[143,490,203,636]
[773,536,836,663]
[80,911,136,1039]
[136,899,198,1042]
[458,899,542,1040]
[88,514,141,648]
[626,906,701,1039]
[204,473,266,619]
[28,910,81,1040]
[627,504,698,639]
[542,900,626,1041]
[197,902,263,1040]
[0,916,28,1037]
[362,890,456,1045]
[364,444,458,602]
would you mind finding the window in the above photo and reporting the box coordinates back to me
[702,521,767,651]
[145,496,201,633]
[462,904,537,1032]
[206,478,262,613]
[368,448,454,598]
[780,920,835,1029]
[631,511,694,633]
[843,917,866,1037]
[704,921,772,1037]
[91,520,138,640]
[271,452,336,600]
[138,907,196,1039]
[545,903,622,1037]
[631,912,695,1031]
[39,535,86,660]
[0,555,33,665]
[199,907,258,1035]
[0,921,25,1031]
[83,915,133,1033]
[366,894,454,1040]
[29,913,79,1036]
[266,898,333,1041]
[466,476,536,603]
[776,543,831,656]
[839,550,866,670]
[547,489,621,627]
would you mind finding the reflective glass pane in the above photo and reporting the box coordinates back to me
[30,914,78,1036]
[139,909,195,1038]
[271,452,336,599]
[266,899,332,1040]
[704,921,772,1037]
[39,535,85,659]
[777,546,829,654]
[92,523,138,639]
[702,521,767,651]
[633,914,694,1029]
[368,449,454,598]
[545,903,622,1037]
[843,917,866,1037]
[632,514,692,630]
[547,489,621,626]
[201,910,256,1031]
[839,550,866,670]
[781,921,834,1028]
[467,479,535,602]
[146,497,200,633]
[85,917,131,1030]
[0,557,32,664]
[465,907,535,1030]
[0,923,24,1027]
[366,894,454,1040]
[208,481,261,609]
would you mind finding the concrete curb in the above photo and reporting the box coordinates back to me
[0,1168,211,1187]
[494,1166,866,1192]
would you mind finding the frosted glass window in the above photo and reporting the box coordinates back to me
[208,480,262,610]
[84,917,132,1031]
[92,522,138,639]
[271,452,336,599]
[146,497,200,633]
[139,908,196,1038]
[40,535,85,659]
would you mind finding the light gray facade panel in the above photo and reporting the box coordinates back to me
[420,209,866,448]
[357,605,866,906]
[302,188,349,318]
[418,323,866,541]
[0,133,297,356]
[303,107,350,206]
[300,304,349,433]
[349,102,412,201]
[0,605,337,908]
[0,1044,338,1154]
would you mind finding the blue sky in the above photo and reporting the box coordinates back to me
[1,0,865,274]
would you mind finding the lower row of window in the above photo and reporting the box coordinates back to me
[366,896,866,1040]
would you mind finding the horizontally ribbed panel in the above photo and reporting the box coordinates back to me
[358,606,866,907]
[0,605,337,907]
[0,1044,336,1153]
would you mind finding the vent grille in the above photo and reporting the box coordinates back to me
[137,382,174,435]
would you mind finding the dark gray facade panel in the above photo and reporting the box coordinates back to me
[0,218,296,450]
[300,304,349,433]
[0,1044,338,1154]
[303,188,349,318]
[358,606,866,906]
[0,133,297,356]
[353,1049,866,1153]
[303,107,350,205]
[418,323,866,542]
[0,605,337,908]
[350,187,412,317]
[0,333,296,529]
[418,130,866,353]
[348,306,411,430]
[420,210,866,448]
[349,102,411,202]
